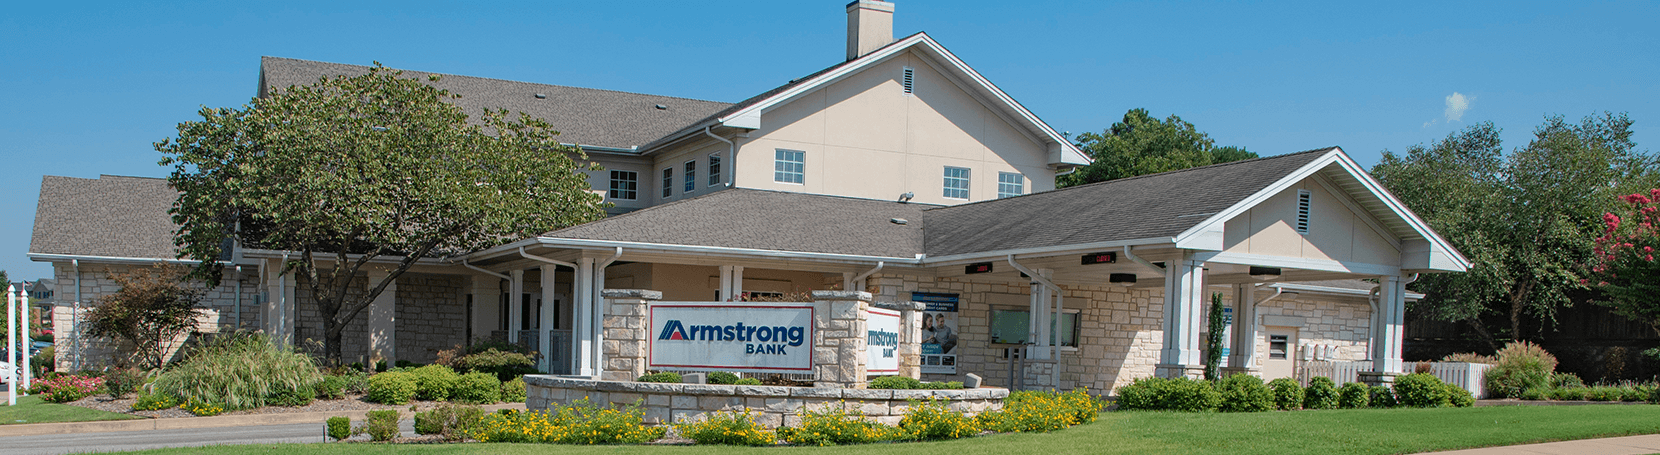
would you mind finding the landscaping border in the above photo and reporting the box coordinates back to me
[0,402,526,437]
[524,375,1006,427]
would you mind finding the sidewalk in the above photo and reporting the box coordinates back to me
[0,402,525,437]
[1423,434,1660,454]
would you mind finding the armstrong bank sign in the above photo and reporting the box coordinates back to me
[648,303,815,373]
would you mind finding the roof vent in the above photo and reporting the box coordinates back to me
[1296,189,1312,234]
[902,67,914,94]
[890,218,908,225]
[654,104,667,110]
[534,93,547,99]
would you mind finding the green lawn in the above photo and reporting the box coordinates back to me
[110,405,1660,455]
[0,395,148,425]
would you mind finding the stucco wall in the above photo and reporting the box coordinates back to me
[1222,176,1401,265]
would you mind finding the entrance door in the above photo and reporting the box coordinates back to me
[1263,326,1298,380]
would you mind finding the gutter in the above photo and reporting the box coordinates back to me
[703,126,739,188]
[533,238,922,265]
[923,237,1173,266]
[27,253,231,266]
[460,258,510,280]
[1122,245,1166,277]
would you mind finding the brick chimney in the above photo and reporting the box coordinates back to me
[846,0,895,61]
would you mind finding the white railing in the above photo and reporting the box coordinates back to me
[1427,362,1490,399]
[1298,360,1368,386]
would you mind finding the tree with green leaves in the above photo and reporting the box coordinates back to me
[159,63,608,363]
[1204,293,1225,381]
[1060,108,1257,187]
[1373,113,1655,349]
[1588,189,1660,335]
[84,264,204,369]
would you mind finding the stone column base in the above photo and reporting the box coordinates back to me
[1154,364,1207,379]
[1219,366,1260,378]
[1357,371,1398,387]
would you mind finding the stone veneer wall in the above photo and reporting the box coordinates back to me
[524,375,1007,428]
[1247,294,1372,365]
[296,274,371,362]
[392,273,467,364]
[48,262,263,370]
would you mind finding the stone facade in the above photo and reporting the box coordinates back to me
[811,290,870,388]
[1248,294,1373,365]
[525,375,1007,428]
[599,289,656,382]
[294,272,468,365]
[48,262,262,370]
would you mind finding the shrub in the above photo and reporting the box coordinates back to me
[1440,352,1496,364]
[1586,386,1623,402]
[314,375,348,400]
[1485,341,1557,398]
[103,368,146,399]
[414,403,486,441]
[501,377,527,402]
[1338,382,1370,409]
[132,390,179,411]
[1394,373,1450,407]
[362,410,400,442]
[326,416,352,441]
[410,365,461,401]
[32,375,102,403]
[1621,385,1647,402]
[82,264,206,369]
[1114,377,1161,410]
[676,410,777,446]
[1550,386,1586,401]
[637,372,681,383]
[1369,385,1397,408]
[1649,384,1660,404]
[778,403,905,446]
[1446,383,1475,407]
[1112,377,1217,412]
[451,372,502,404]
[1303,377,1339,410]
[365,371,419,405]
[341,372,369,394]
[267,387,314,407]
[1268,378,1304,411]
[734,378,761,385]
[1216,374,1273,413]
[706,372,740,385]
[1523,387,1552,401]
[976,389,1101,432]
[899,399,981,440]
[869,376,922,389]
[472,399,665,444]
[180,399,225,416]
[920,381,965,389]
[150,332,321,410]
[452,349,538,382]
[1550,372,1584,389]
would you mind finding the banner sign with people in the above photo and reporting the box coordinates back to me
[647,302,814,373]
[912,292,959,375]
[865,308,901,375]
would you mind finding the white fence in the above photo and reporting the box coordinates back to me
[1297,361,1491,398]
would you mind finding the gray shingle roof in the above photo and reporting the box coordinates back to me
[543,189,937,258]
[260,56,732,150]
[30,175,181,260]
[920,148,1336,257]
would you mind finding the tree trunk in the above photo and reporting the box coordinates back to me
[1468,319,1500,352]
[322,316,345,368]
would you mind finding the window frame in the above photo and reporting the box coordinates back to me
[707,153,722,187]
[774,149,805,184]
[997,171,1024,199]
[607,170,638,201]
[987,306,1081,349]
[943,166,971,200]
[683,160,697,194]
[661,167,673,199]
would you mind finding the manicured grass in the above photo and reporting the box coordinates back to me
[117,405,1658,455]
[0,395,148,425]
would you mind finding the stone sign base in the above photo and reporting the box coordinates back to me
[525,375,1008,428]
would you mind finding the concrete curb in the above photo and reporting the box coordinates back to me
[0,402,526,437]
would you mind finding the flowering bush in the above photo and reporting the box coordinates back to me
[32,375,102,403]
[675,410,777,446]
[898,399,980,440]
[471,399,664,444]
[180,399,225,416]
[777,403,906,446]
[132,390,180,411]
[975,389,1101,433]
[1589,189,1660,332]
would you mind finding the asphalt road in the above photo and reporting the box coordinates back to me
[0,420,416,455]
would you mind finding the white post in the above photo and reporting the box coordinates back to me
[366,271,397,365]
[539,265,558,373]
[1372,275,1407,374]
[507,270,521,345]
[720,266,735,301]
[570,262,586,375]
[1228,284,1258,370]
[8,284,16,406]
[20,285,30,391]
[1157,253,1206,378]
[589,258,607,380]
[731,266,745,300]
[573,258,594,377]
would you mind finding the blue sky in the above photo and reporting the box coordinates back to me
[1,1,1656,280]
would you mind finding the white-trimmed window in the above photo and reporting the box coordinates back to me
[943,166,971,199]
[997,172,1024,199]
[683,160,696,193]
[608,170,638,201]
[775,149,805,184]
[708,153,722,187]
[989,308,1080,347]
[661,168,673,198]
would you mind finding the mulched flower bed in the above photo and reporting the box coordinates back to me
[63,393,462,419]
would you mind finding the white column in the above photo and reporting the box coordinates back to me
[573,258,595,377]
[589,259,607,380]
[842,272,855,293]
[1372,275,1407,374]
[366,271,397,364]
[720,266,735,301]
[731,266,745,300]
[508,269,524,345]
[539,265,558,373]
[19,287,30,390]
[7,284,16,406]
[263,258,294,345]
[1228,284,1259,370]
[469,275,502,342]
[1158,253,1206,377]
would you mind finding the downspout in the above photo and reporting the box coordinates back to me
[1006,255,1064,362]
[234,265,242,331]
[460,258,510,280]
[72,259,81,372]
[1122,245,1166,277]
[704,126,738,188]
[851,262,884,294]
[517,247,576,269]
